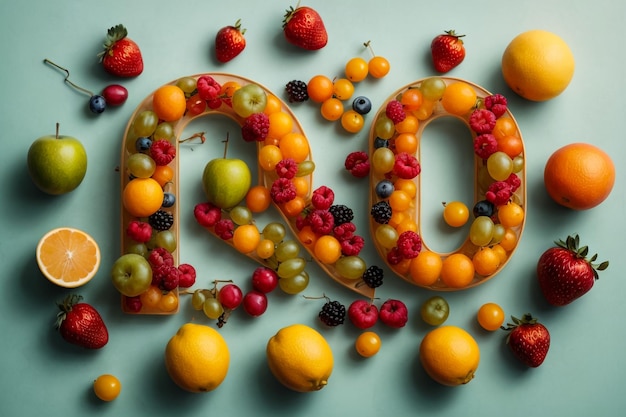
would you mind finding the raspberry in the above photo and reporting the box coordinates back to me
[329,204,354,225]
[344,151,370,178]
[148,210,174,231]
[214,219,235,240]
[393,152,421,179]
[474,134,498,159]
[386,247,403,265]
[270,177,297,204]
[148,247,174,269]
[484,94,508,118]
[371,201,392,224]
[151,264,169,288]
[485,181,513,206]
[319,300,346,326]
[505,173,521,192]
[150,139,176,166]
[178,264,196,288]
[241,112,270,142]
[469,109,497,134]
[275,158,298,179]
[193,202,222,227]
[285,80,309,103]
[197,75,221,101]
[295,214,309,230]
[385,100,406,124]
[307,209,335,235]
[125,296,142,313]
[362,265,384,288]
[340,234,364,256]
[126,220,152,243]
[333,222,356,241]
[311,186,334,210]
[160,265,180,291]
[396,231,422,259]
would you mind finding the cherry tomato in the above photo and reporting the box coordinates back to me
[420,295,450,326]
[477,302,505,331]
[355,331,381,357]
[93,374,122,401]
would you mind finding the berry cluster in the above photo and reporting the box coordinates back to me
[312,296,408,329]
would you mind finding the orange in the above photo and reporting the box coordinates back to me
[314,235,342,264]
[472,247,501,276]
[152,85,187,122]
[245,185,271,213]
[36,227,101,288]
[165,323,230,392]
[307,75,334,103]
[543,142,615,210]
[279,132,310,163]
[419,325,480,386]
[232,224,261,254]
[267,111,294,139]
[409,250,442,286]
[502,30,575,101]
[440,253,475,288]
[266,324,333,392]
[122,177,164,217]
[151,164,174,188]
[441,82,477,116]
[263,93,283,115]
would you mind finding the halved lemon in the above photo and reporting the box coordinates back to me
[36,227,101,288]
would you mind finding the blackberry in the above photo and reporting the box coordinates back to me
[370,201,392,224]
[362,265,384,288]
[329,204,354,226]
[319,300,346,326]
[285,80,309,103]
[148,209,174,231]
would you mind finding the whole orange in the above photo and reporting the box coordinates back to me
[543,143,615,210]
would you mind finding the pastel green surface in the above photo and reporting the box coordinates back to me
[1,0,624,416]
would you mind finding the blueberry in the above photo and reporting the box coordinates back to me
[352,96,372,115]
[473,200,495,218]
[375,179,394,199]
[373,137,389,149]
[162,192,176,208]
[135,137,152,152]
[89,95,106,114]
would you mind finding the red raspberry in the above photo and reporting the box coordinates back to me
[125,296,142,313]
[126,220,152,243]
[333,222,356,241]
[307,209,335,235]
[241,113,270,142]
[160,265,180,291]
[341,235,365,256]
[485,181,513,206]
[150,139,176,166]
[392,152,421,179]
[469,109,497,134]
[178,264,196,288]
[275,158,298,179]
[197,75,221,101]
[505,173,521,192]
[474,134,498,159]
[344,151,370,178]
[214,219,235,240]
[151,264,169,287]
[484,94,508,118]
[396,231,422,259]
[311,186,334,210]
[148,247,174,269]
[194,202,222,227]
[386,247,403,265]
[295,214,309,230]
[270,178,297,204]
[385,100,406,124]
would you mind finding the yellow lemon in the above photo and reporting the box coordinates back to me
[502,30,575,101]
[164,323,230,393]
[266,324,333,392]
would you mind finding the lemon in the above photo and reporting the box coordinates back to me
[501,30,575,101]
[266,324,333,392]
[164,323,230,393]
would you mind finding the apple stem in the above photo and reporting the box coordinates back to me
[55,122,60,139]
[43,58,94,97]
[223,132,230,159]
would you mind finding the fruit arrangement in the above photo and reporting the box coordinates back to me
[368,77,526,290]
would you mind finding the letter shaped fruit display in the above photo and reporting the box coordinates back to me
[368,77,526,290]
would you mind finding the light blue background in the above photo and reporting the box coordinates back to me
[1,1,624,416]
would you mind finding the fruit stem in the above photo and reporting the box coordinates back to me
[363,40,375,57]
[223,132,230,159]
[55,122,60,139]
[180,131,206,144]
[43,59,94,97]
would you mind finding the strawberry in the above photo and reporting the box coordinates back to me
[98,24,143,77]
[430,30,466,73]
[502,314,550,367]
[215,19,246,63]
[56,294,108,349]
[282,5,328,50]
[537,234,609,306]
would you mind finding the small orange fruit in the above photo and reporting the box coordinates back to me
[93,374,121,401]
[152,85,187,122]
[122,177,164,217]
[232,224,261,254]
[544,142,615,210]
[440,253,475,288]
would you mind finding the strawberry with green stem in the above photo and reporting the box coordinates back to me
[215,19,246,63]
[283,3,328,50]
[98,24,143,77]
[502,314,550,367]
[56,294,109,349]
[430,30,465,73]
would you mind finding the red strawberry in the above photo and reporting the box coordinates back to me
[537,234,609,306]
[502,314,550,367]
[98,24,143,77]
[215,19,246,63]
[56,295,108,349]
[282,5,328,50]
[430,30,466,73]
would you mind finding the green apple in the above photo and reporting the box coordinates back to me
[202,156,252,210]
[27,124,87,195]
[232,83,267,118]
[110,253,153,297]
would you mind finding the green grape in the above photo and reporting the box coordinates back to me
[191,289,206,310]
[371,147,395,175]
[262,222,286,243]
[275,240,300,262]
[375,224,399,249]
[279,271,309,295]
[277,257,306,279]
[487,151,514,181]
[420,77,447,101]
[375,115,395,140]
[176,76,197,94]
[469,216,494,247]
[133,110,159,137]
[490,224,505,245]
[335,256,367,280]
[125,129,139,154]
[230,206,252,226]
[512,156,524,173]
[296,160,315,177]
[153,122,174,141]
[202,296,224,319]
[125,242,147,258]
[127,152,156,178]
[155,230,177,253]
